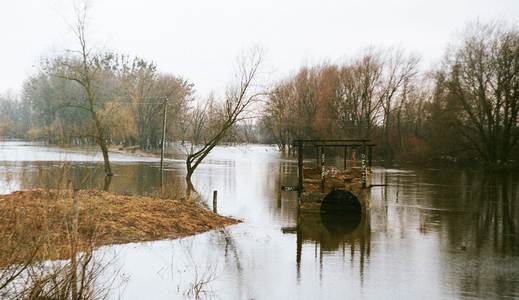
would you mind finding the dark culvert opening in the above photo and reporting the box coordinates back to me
[320,210,361,235]
[320,190,362,235]
[320,189,362,213]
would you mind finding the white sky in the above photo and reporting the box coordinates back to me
[0,0,518,97]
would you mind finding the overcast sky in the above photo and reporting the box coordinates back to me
[0,0,518,97]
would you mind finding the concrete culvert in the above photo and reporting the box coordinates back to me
[320,189,361,213]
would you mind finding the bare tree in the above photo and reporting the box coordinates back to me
[447,22,519,165]
[334,51,384,139]
[378,49,419,159]
[46,2,114,176]
[183,49,264,191]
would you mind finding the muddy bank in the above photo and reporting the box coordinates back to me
[0,189,239,265]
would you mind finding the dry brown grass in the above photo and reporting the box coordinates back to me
[0,189,240,265]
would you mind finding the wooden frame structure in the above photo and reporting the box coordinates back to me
[290,139,375,205]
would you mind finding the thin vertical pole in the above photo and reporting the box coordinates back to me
[160,97,168,174]
[368,145,373,171]
[352,147,357,168]
[362,141,367,188]
[277,164,282,208]
[361,152,367,189]
[321,146,325,192]
[213,190,218,213]
[297,142,303,207]
[296,219,302,282]
[343,146,347,170]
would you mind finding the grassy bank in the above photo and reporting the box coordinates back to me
[0,189,239,265]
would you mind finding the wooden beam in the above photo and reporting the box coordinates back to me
[368,145,373,170]
[343,146,348,170]
[321,146,325,192]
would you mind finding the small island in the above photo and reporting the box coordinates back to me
[0,189,239,265]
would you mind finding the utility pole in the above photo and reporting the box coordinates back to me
[160,97,168,175]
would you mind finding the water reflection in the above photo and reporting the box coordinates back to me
[0,161,186,196]
[1,142,519,299]
[460,172,518,255]
[369,169,519,299]
[282,210,370,284]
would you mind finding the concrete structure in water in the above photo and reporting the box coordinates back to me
[280,140,374,280]
[282,139,375,211]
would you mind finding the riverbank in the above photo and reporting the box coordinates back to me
[0,189,240,265]
[110,145,164,158]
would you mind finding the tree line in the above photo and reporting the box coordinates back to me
[1,21,518,169]
[262,22,519,167]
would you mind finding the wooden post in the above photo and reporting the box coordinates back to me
[277,164,282,208]
[352,147,357,167]
[361,153,367,188]
[362,142,369,188]
[368,145,373,171]
[212,190,218,213]
[321,147,325,192]
[297,142,303,206]
[343,146,347,170]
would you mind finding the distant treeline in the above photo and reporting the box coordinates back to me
[261,22,519,167]
[0,56,195,150]
[1,21,518,167]
[0,56,263,150]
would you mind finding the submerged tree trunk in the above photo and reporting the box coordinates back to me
[90,98,113,177]
[99,139,112,176]
[185,167,195,197]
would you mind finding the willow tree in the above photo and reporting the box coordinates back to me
[263,80,295,151]
[119,58,193,150]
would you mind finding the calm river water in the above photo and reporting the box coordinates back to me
[1,141,518,299]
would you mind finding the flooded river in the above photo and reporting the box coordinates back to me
[1,141,518,299]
